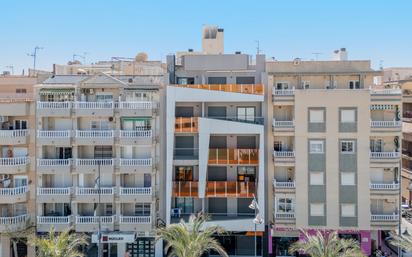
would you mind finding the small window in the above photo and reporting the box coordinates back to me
[309,110,324,123]
[15,88,27,94]
[341,109,356,123]
[341,204,356,217]
[341,172,356,186]
[276,82,289,90]
[348,81,360,89]
[277,198,294,213]
[310,140,324,153]
[310,203,324,216]
[135,203,151,216]
[341,140,355,153]
[310,172,324,185]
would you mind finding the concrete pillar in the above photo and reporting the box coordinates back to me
[155,239,163,257]
[117,242,126,257]
[1,236,10,257]
[27,244,36,257]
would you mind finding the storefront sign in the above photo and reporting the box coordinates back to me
[92,233,135,243]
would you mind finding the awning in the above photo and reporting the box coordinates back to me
[39,88,75,95]
[370,104,396,110]
[245,231,263,236]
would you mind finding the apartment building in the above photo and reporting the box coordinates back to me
[165,26,267,256]
[35,71,164,257]
[267,57,402,256]
[0,76,39,257]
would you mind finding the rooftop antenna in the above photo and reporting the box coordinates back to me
[73,53,86,63]
[312,52,322,61]
[255,40,260,55]
[27,46,43,73]
[5,66,14,75]
[379,60,384,70]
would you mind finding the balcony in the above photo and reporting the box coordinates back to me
[369,152,400,160]
[75,158,114,173]
[37,159,71,173]
[173,84,264,95]
[75,187,115,202]
[370,183,399,195]
[37,130,71,145]
[371,214,399,222]
[74,101,114,116]
[208,149,258,165]
[370,89,402,95]
[272,179,295,192]
[0,214,29,232]
[37,187,71,203]
[0,157,29,174]
[119,187,152,202]
[370,120,402,129]
[272,120,294,131]
[119,158,152,173]
[175,117,198,133]
[272,88,295,96]
[75,216,115,232]
[206,181,255,198]
[0,186,28,203]
[274,212,295,220]
[206,116,264,125]
[119,216,152,232]
[118,101,156,116]
[174,148,199,161]
[119,129,152,145]
[37,101,72,116]
[172,181,198,197]
[37,216,72,232]
[0,130,28,145]
[75,130,114,145]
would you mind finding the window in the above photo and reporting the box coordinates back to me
[95,94,113,102]
[370,139,383,152]
[341,140,355,153]
[274,141,283,151]
[309,110,324,123]
[348,81,360,89]
[237,107,255,122]
[276,82,289,90]
[91,120,110,130]
[341,204,356,217]
[14,120,27,130]
[15,88,27,94]
[277,198,294,213]
[94,146,112,159]
[310,203,324,216]
[135,203,151,216]
[341,109,356,123]
[341,172,356,186]
[310,172,324,185]
[310,140,324,153]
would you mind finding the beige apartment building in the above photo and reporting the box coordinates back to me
[267,57,402,256]
[34,70,164,257]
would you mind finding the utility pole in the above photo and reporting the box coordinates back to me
[27,46,43,74]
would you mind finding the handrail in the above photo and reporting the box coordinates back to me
[37,216,71,224]
[120,130,152,138]
[208,148,259,165]
[370,120,402,127]
[0,157,29,166]
[173,84,264,95]
[37,101,72,109]
[119,216,151,224]
[0,130,28,137]
[0,186,28,196]
[37,130,71,138]
[172,181,199,197]
[75,187,114,195]
[273,120,294,127]
[205,181,255,198]
[369,152,400,158]
[273,151,295,158]
[119,101,154,109]
[0,214,28,225]
[37,187,71,195]
[75,159,114,166]
[274,212,295,219]
[75,130,114,138]
[37,159,71,166]
[175,117,199,133]
[76,216,115,224]
[273,179,295,188]
[119,158,152,166]
[369,183,399,190]
[272,88,295,96]
[119,187,152,195]
[74,101,114,109]
[371,214,399,221]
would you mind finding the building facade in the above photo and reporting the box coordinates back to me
[267,60,401,256]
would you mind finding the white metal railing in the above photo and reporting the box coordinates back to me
[37,187,71,195]
[369,152,400,159]
[0,186,28,196]
[273,120,294,128]
[75,130,114,138]
[37,159,71,166]
[37,101,71,109]
[75,159,114,166]
[273,179,295,188]
[37,130,71,138]
[0,157,29,166]
[37,216,71,224]
[371,214,399,221]
[76,216,115,224]
[120,130,152,138]
[74,101,114,109]
[119,216,151,224]
[370,88,402,95]
[273,151,295,158]
[275,212,295,219]
[75,187,115,195]
[119,187,152,195]
[0,130,28,138]
[273,88,295,96]
[370,183,400,190]
[370,120,402,128]
[119,101,154,110]
[119,158,152,166]
[0,214,28,225]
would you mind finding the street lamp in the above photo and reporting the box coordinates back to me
[249,195,263,257]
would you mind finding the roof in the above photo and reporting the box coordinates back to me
[43,75,89,84]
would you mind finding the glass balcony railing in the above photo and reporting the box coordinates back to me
[175,117,198,133]
[206,116,264,125]
[174,148,199,160]
[208,148,258,165]
[172,181,198,197]
[173,84,264,95]
[206,181,255,198]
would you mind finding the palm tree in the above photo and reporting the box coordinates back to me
[156,213,228,257]
[289,230,365,257]
[388,230,412,252]
[29,226,89,257]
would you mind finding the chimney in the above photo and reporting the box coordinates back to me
[202,25,224,54]
[332,48,348,61]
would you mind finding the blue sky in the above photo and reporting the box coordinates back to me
[1,0,411,74]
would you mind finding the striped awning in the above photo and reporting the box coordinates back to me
[39,88,75,95]
[370,104,396,110]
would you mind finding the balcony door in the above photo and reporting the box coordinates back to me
[14,176,27,187]
[237,107,255,123]
[370,139,383,152]
[237,167,256,182]
[175,166,193,181]
[57,147,72,159]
